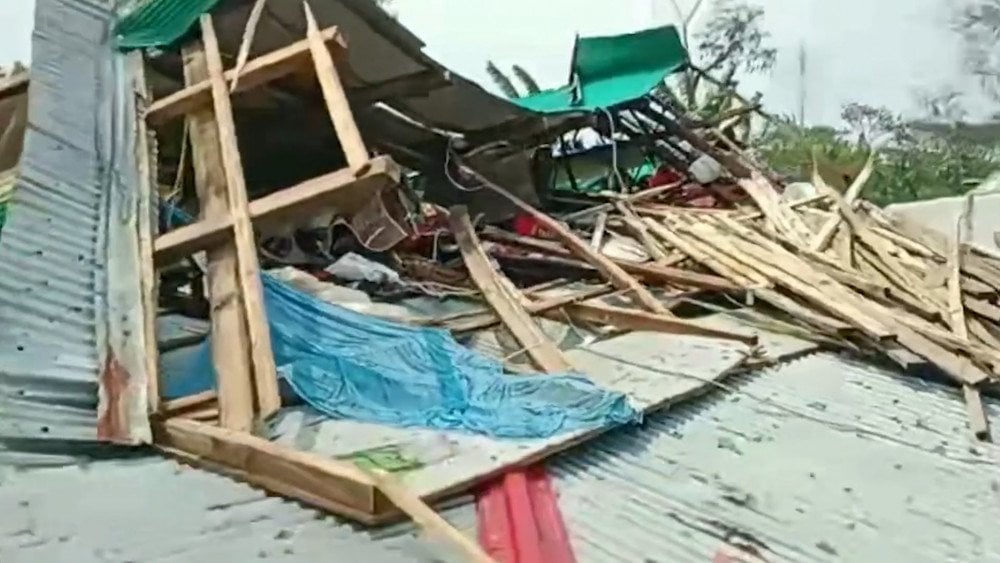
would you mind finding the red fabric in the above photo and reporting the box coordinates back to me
[512,214,546,237]
[648,166,684,188]
[477,467,577,563]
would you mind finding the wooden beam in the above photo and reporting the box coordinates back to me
[809,154,875,252]
[443,284,614,334]
[450,205,575,373]
[132,54,161,415]
[479,226,741,292]
[550,301,759,345]
[145,26,346,125]
[304,1,369,172]
[369,471,495,563]
[183,41,257,432]
[201,14,282,418]
[153,157,400,265]
[153,417,382,523]
[962,385,991,442]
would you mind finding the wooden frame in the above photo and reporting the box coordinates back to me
[138,7,479,535]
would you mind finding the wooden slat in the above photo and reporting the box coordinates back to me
[369,471,495,563]
[645,217,767,288]
[303,1,369,171]
[183,40,256,432]
[154,156,400,265]
[201,15,282,418]
[966,297,1000,322]
[154,418,381,523]
[457,165,670,314]
[132,53,161,415]
[590,211,608,249]
[962,385,991,442]
[445,284,614,333]
[450,206,574,373]
[616,203,668,261]
[160,390,218,416]
[229,0,269,91]
[809,154,875,252]
[552,301,758,345]
[145,26,346,125]
[480,227,740,292]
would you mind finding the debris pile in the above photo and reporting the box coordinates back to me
[368,139,1000,442]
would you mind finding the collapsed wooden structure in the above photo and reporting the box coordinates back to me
[137,9,495,561]
[132,5,998,560]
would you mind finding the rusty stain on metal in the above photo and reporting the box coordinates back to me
[97,348,132,442]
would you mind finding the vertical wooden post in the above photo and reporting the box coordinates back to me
[183,41,257,432]
[131,53,161,416]
[303,1,369,172]
[200,14,282,419]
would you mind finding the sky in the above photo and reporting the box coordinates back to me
[0,0,992,125]
[393,0,994,125]
[0,1,33,67]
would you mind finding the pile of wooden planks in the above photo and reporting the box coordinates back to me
[445,164,999,442]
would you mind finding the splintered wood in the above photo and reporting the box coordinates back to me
[469,171,997,440]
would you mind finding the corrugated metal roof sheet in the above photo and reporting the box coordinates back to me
[0,456,474,562]
[116,0,220,49]
[548,352,1000,562]
[0,0,151,466]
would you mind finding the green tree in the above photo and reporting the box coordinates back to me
[486,61,521,98]
[511,65,541,95]
[955,0,1000,103]
[485,61,541,98]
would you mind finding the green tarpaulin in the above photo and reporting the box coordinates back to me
[514,26,688,114]
[115,0,221,49]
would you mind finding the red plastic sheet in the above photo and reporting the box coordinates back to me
[477,466,576,563]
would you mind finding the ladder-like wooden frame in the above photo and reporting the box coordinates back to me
[138,8,418,525]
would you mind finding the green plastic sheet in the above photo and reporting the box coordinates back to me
[115,0,221,49]
[0,173,13,243]
[515,26,688,114]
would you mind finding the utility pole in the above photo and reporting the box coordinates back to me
[798,42,807,127]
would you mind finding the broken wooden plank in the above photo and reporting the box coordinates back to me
[549,301,758,345]
[160,390,218,416]
[963,385,992,441]
[966,298,1000,323]
[561,181,683,223]
[450,205,574,373]
[201,14,282,418]
[644,217,767,288]
[809,153,875,252]
[479,227,739,292]
[154,157,400,265]
[369,470,495,563]
[154,417,383,522]
[616,203,668,261]
[445,284,615,334]
[590,211,609,249]
[183,40,256,432]
[459,167,670,314]
[229,0,269,92]
[303,2,369,172]
[146,26,346,125]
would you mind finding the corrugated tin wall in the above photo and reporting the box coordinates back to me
[0,0,151,467]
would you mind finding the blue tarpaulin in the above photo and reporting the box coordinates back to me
[170,274,640,439]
